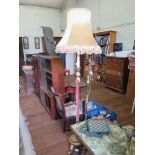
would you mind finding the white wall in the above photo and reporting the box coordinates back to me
[19,4,76,74]
[19,5,61,54]
[19,0,135,74]
[60,0,79,75]
[66,53,76,75]
[61,0,135,50]
[19,5,61,37]
[60,0,79,32]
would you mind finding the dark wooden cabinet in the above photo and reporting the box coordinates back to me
[19,37,25,76]
[39,55,65,119]
[105,57,129,93]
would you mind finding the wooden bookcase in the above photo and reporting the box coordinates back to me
[39,55,65,119]
[82,30,116,82]
[94,30,116,53]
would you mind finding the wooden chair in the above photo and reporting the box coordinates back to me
[51,87,85,132]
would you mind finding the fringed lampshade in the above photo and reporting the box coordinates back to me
[55,8,102,122]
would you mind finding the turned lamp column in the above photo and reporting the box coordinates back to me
[55,8,102,123]
[75,54,80,122]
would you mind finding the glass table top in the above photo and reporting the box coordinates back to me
[71,120,132,155]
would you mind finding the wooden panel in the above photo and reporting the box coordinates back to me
[19,75,134,155]
[126,70,135,105]
[105,74,123,92]
[109,31,116,52]
[105,57,124,72]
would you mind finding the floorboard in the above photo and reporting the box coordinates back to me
[19,76,134,155]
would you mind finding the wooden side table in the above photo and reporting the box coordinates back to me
[71,120,130,155]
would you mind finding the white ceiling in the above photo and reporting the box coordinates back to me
[19,0,67,9]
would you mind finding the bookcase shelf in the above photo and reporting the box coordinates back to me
[94,30,116,54]
[39,56,65,119]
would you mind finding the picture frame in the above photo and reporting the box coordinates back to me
[23,37,29,49]
[34,37,40,49]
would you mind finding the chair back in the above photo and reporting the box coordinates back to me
[51,87,65,118]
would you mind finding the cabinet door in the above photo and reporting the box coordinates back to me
[105,73,123,92]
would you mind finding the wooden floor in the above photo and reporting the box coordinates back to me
[19,76,134,155]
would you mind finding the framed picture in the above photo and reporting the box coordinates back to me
[23,37,29,49]
[34,37,40,49]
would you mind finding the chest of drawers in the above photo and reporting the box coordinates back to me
[105,57,129,93]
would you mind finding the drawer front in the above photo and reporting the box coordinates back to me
[105,74,123,91]
[105,69,122,77]
[106,57,124,72]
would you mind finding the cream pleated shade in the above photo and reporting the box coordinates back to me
[55,8,102,54]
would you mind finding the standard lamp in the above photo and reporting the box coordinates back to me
[55,8,102,122]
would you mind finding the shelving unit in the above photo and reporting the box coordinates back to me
[39,55,65,119]
[94,30,116,54]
